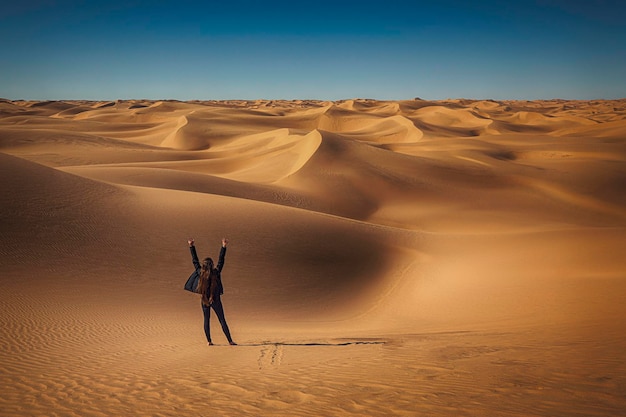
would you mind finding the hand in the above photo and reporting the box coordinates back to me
[208,297,214,305]
[188,238,194,247]
[222,238,229,247]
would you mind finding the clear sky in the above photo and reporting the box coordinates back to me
[1,0,624,101]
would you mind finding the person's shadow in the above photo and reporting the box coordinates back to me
[238,340,386,347]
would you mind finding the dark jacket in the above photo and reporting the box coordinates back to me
[184,245,226,296]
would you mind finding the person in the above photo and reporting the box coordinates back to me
[188,237,236,346]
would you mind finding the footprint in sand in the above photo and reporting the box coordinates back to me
[258,344,283,370]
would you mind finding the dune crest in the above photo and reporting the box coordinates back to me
[161,114,192,148]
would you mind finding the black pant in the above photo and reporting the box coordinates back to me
[202,298,233,344]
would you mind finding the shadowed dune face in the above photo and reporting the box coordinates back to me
[0,152,400,320]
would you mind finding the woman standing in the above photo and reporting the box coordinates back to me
[188,237,236,346]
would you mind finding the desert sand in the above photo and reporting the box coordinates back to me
[1,97,625,416]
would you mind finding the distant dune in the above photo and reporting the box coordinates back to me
[1,98,625,416]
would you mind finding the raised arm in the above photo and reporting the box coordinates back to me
[189,238,200,270]
[216,238,228,273]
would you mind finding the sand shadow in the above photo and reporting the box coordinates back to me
[241,340,386,347]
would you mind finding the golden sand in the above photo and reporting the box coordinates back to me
[1,98,625,416]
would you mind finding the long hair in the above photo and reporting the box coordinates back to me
[197,257,215,306]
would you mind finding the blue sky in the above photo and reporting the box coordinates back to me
[1,0,624,101]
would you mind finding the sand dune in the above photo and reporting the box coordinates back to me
[1,98,625,416]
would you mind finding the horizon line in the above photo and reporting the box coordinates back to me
[3,97,625,103]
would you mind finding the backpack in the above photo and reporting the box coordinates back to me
[184,270,200,293]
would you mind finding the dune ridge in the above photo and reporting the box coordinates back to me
[1,98,625,416]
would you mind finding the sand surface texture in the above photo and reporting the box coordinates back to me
[1,98,625,416]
